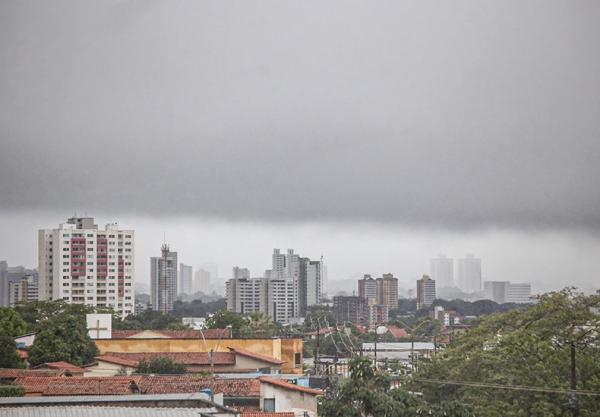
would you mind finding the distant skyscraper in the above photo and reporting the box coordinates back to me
[38,217,135,316]
[232,266,250,279]
[298,258,322,315]
[179,263,193,295]
[416,275,436,310]
[358,275,377,304]
[376,273,399,310]
[457,254,482,293]
[193,268,210,294]
[484,281,510,303]
[333,296,367,325]
[200,262,219,289]
[226,277,269,315]
[271,249,286,279]
[430,254,454,288]
[507,283,532,304]
[0,263,38,307]
[150,244,177,312]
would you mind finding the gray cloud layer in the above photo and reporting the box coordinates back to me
[2,1,600,230]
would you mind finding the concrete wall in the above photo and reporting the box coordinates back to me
[84,361,135,377]
[260,383,318,416]
[94,338,302,374]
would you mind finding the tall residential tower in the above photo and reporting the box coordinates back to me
[38,217,135,316]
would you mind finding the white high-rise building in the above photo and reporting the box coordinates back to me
[507,283,532,304]
[271,249,286,279]
[226,277,269,315]
[179,263,193,295]
[484,281,510,303]
[417,275,436,310]
[430,254,454,288]
[38,217,135,317]
[457,254,482,293]
[150,244,177,312]
[193,268,210,294]
[268,278,298,323]
[232,266,250,279]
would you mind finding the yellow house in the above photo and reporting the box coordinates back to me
[94,332,303,375]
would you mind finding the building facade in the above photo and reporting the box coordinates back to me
[150,244,177,312]
[232,266,250,279]
[179,263,193,295]
[38,217,135,316]
[376,274,399,310]
[333,296,367,325]
[506,283,532,303]
[416,275,436,310]
[226,277,269,315]
[430,254,454,288]
[457,254,482,293]
[193,268,210,293]
[483,281,510,303]
[358,275,377,304]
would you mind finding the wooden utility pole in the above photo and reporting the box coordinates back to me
[570,341,579,417]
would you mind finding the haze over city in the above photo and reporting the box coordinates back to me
[2,1,600,293]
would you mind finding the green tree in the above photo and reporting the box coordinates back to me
[113,309,183,330]
[206,310,247,337]
[319,356,473,417]
[16,300,95,333]
[412,289,600,417]
[0,307,27,337]
[136,357,187,374]
[28,308,99,366]
[0,333,25,369]
[239,312,278,338]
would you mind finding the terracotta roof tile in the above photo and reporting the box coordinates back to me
[101,351,235,366]
[0,369,62,379]
[13,375,260,397]
[111,329,231,339]
[33,361,86,373]
[259,377,323,396]
[386,325,409,339]
[227,347,285,365]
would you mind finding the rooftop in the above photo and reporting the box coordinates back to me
[259,377,322,396]
[110,329,231,339]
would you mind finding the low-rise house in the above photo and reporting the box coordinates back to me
[32,362,86,376]
[258,377,322,417]
[85,348,284,377]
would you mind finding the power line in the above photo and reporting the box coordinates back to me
[409,377,600,397]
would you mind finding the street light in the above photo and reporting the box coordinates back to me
[373,325,388,369]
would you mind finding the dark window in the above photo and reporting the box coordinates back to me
[264,398,275,412]
[295,353,302,368]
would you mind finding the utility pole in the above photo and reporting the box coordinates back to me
[570,341,579,417]
[315,319,320,376]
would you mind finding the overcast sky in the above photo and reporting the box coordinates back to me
[1,1,599,294]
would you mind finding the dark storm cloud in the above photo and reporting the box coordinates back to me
[1,0,600,230]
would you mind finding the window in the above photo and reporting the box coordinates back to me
[264,398,275,412]
[295,353,302,368]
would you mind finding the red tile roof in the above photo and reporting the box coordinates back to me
[227,347,285,365]
[0,369,65,381]
[242,413,295,417]
[13,375,260,397]
[259,377,323,396]
[386,325,409,339]
[111,329,231,339]
[93,355,138,368]
[32,362,86,374]
[99,351,235,366]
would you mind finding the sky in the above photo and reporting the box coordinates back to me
[1,1,599,295]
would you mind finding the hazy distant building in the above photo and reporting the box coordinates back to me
[271,249,286,279]
[417,275,436,310]
[150,244,177,312]
[267,278,298,323]
[37,217,135,316]
[298,258,322,316]
[1,263,38,307]
[200,262,219,289]
[376,273,399,310]
[232,266,250,279]
[457,254,482,293]
[358,275,377,304]
[507,283,532,304]
[179,263,193,295]
[226,277,269,315]
[193,268,210,294]
[333,296,367,325]
[368,304,389,327]
[484,281,510,303]
[430,254,454,288]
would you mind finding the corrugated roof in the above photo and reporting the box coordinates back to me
[0,406,225,417]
